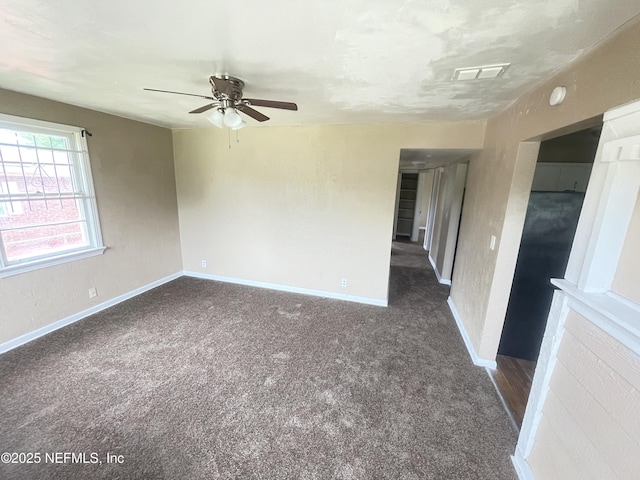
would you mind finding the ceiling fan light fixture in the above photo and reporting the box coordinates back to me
[208,109,224,128]
[223,108,243,128]
[231,120,246,131]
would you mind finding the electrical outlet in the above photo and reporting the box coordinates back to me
[88,287,97,299]
[341,279,348,287]
[490,235,496,251]
[201,260,207,268]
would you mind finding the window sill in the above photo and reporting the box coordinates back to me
[0,246,106,279]
[551,278,640,355]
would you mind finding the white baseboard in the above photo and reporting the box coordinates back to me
[0,272,183,354]
[512,453,535,480]
[447,296,497,369]
[184,271,388,307]
[428,254,451,285]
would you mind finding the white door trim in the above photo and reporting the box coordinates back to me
[425,169,441,251]
[392,173,402,239]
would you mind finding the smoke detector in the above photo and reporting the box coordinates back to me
[549,86,567,106]
[453,63,511,81]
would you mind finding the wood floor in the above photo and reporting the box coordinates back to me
[490,354,536,429]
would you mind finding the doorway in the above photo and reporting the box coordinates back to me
[394,172,419,240]
[492,124,601,428]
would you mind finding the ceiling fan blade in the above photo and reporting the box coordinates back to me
[189,103,217,114]
[237,105,270,122]
[244,98,298,111]
[210,76,234,96]
[143,88,215,100]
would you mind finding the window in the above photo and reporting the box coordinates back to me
[0,113,104,278]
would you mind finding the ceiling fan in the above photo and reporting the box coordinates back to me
[144,75,298,129]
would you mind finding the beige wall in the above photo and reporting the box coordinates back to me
[0,89,183,345]
[527,309,640,479]
[612,190,640,304]
[173,122,484,302]
[450,17,640,360]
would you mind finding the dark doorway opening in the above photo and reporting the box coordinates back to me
[493,124,601,428]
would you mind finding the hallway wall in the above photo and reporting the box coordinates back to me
[450,15,640,361]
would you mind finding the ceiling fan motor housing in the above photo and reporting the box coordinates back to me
[210,75,245,101]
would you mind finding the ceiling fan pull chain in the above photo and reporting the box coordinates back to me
[228,127,231,149]
[236,129,240,144]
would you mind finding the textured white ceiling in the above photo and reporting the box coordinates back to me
[1,0,639,128]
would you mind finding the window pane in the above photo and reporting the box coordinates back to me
[0,129,18,145]
[0,198,83,230]
[37,163,61,195]
[2,220,89,262]
[36,147,54,165]
[0,144,20,161]
[39,134,68,150]
[17,133,36,147]
[20,147,51,196]
[54,164,74,193]
[53,149,71,165]
[0,147,28,196]
[0,199,23,217]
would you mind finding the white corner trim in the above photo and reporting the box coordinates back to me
[183,271,388,307]
[512,453,535,480]
[447,296,497,369]
[516,290,568,460]
[428,254,451,285]
[551,278,640,355]
[0,272,183,354]
[603,97,640,121]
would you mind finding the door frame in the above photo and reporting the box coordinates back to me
[513,99,640,477]
[424,168,441,251]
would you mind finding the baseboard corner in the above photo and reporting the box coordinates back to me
[446,296,497,369]
[428,254,451,285]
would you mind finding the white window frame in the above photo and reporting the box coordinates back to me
[0,113,105,278]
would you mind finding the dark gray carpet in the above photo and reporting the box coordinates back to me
[0,242,517,479]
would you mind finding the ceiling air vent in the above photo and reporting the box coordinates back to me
[453,63,510,81]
